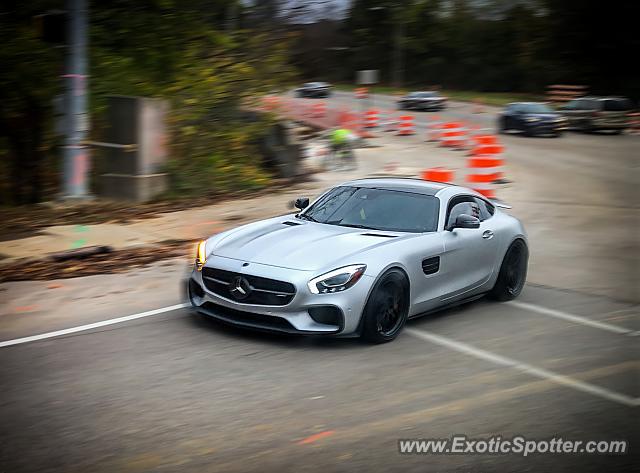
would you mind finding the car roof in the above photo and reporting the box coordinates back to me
[339,177,453,196]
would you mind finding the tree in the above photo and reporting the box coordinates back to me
[0,0,297,204]
[0,1,63,204]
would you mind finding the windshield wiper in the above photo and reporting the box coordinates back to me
[297,213,319,222]
[333,222,378,230]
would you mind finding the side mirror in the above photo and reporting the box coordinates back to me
[447,214,480,231]
[294,197,309,210]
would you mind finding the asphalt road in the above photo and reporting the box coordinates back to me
[0,282,637,472]
[1,91,638,472]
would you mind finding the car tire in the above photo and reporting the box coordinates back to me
[489,239,528,302]
[361,269,410,343]
[580,120,594,133]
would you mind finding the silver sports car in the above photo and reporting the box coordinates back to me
[187,178,528,343]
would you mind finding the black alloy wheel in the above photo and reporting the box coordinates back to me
[361,269,409,343]
[489,239,529,301]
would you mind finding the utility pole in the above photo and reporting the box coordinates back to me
[62,0,90,199]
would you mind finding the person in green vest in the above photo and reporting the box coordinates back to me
[329,127,357,170]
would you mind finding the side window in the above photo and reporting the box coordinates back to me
[446,198,480,228]
[474,197,495,221]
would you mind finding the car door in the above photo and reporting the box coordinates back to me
[439,196,501,301]
[560,99,581,127]
[512,104,527,130]
[576,99,597,129]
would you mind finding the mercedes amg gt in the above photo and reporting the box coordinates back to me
[187,178,528,343]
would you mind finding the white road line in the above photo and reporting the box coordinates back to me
[506,300,635,336]
[0,303,189,349]
[406,328,639,407]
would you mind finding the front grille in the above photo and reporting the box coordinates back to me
[201,302,296,331]
[202,267,296,306]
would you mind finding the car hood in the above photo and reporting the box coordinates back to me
[211,216,418,271]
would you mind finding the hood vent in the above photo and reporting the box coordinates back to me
[360,233,397,238]
[282,221,301,226]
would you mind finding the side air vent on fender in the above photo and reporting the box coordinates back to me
[422,256,440,275]
[282,221,301,226]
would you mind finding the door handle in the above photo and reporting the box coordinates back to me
[482,230,494,240]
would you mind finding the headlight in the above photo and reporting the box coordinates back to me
[195,240,207,271]
[308,264,367,294]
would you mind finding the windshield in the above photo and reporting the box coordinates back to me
[301,186,439,233]
[603,99,632,111]
[409,92,436,98]
[521,103,554,114]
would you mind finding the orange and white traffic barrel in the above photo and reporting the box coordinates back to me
[364,109,380,128]
[310,101,326,118]
[355,87,369,99]
[397,115,415,136]
[466,144,504,198]
[422,167,454,183]
[439,122,468,149]
[472,134,499,146]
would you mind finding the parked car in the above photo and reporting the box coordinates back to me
[295,82,332,98]
[558,96,632,133]
[498,102,568,137]
[187,178,528,343]
[397,91,447,111]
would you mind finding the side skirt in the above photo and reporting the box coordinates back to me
[408,292,488,320]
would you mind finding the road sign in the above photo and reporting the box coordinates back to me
[357,70,379,85]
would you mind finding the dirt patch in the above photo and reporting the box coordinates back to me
[0,240,196,283]
[0,179,306,241]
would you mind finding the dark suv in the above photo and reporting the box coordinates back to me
[558,97,632,133]
[498,102,567,137]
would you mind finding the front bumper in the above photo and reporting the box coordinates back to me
[187,255,374,336]
[419,101,445,110]
[304,89,330,97]
[528,121,567,134]
[591,119,628,130]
